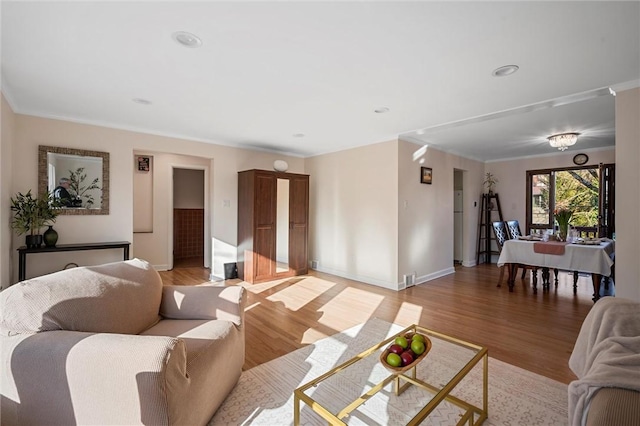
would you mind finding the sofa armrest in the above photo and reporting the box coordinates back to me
[160,285,246,326]
[2,330,188,425]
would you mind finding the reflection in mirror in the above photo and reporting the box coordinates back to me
[276,178,290,273]
[38,146,110,215]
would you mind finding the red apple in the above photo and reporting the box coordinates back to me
[404,349,416,359]
[388,344,403,355]
[400,351,414,366]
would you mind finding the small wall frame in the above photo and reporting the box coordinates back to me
[137,156,150,172]
[420,167,432,184]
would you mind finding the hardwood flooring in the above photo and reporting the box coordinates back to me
[159,263,597,384]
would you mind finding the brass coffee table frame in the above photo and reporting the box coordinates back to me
[294,324,488,426]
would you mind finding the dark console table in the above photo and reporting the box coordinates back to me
[17,241,131,282]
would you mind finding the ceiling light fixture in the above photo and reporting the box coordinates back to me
[172,31,202,48]
[548,132,580,151]
[374,107,390,113]
[492,65,519,77]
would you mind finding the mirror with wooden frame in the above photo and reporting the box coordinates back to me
[38,145,110,215]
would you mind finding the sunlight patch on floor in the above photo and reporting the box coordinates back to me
[239,279,289,294]
[300,327,330,345]
[244,302,261,311]
[393,301,423,326]
[266,277,337,311]
[318,287,384,331]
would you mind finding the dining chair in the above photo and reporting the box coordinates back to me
[499,220,539,285]
[506,220,522,240]
[492,221,510,287]
[505,220,530,279]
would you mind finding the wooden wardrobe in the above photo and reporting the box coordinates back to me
[237,169,309,283]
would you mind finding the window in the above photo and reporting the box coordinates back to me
[526,164,615,238]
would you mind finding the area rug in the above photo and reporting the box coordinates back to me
[209,318,568,425]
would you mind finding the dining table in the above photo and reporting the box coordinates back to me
[497,237,615,302]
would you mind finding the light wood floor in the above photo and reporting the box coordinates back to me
[159,263,597,384]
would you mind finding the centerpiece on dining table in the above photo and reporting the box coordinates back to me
[554,207,573,242]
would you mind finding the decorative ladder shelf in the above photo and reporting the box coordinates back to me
[476,193,503,264]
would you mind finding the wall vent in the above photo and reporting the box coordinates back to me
[311,260,319,269]
[403,273,416,287]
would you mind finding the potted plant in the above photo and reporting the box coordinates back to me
[10,190,60,248]
[68,167,101,208]
[483,172,498,195]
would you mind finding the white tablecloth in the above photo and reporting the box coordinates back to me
[497,239,615,276]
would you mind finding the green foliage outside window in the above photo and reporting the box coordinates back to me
[533,168,599,227]
[555,169,598,227]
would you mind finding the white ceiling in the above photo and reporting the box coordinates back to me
[2,1,639,161]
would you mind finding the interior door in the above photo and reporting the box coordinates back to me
[288,175,309,274]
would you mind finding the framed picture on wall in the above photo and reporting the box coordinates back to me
[137,156,150,172]
[420,167,432,184]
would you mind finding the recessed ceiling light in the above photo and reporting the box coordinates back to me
[374,107,390,113]
[492,65,519,77]
[172,31,202,48]
[132,98,152,105]
[293,133,305,138]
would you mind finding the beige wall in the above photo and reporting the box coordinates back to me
[615,87,640,302]
[133,154,153,232]
[398,140,485,284]
[5,111,303,282]
[1,94,15,289]
[485,149,616,235]
[306,140,399,289]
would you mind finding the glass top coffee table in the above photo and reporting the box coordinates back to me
[294,324,488,425]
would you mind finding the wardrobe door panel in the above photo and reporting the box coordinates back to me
[289,175,309,274]
[254,173,276,281]
[255,174,275,227]
[254,228,275,280]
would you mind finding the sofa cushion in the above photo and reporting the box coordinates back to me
[586,387,640,426]
[160,285,245,325]
[141,318,244,424]
[0,258,162,336]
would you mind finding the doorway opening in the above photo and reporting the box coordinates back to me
[173,168,205,268]
[454,169,464,266]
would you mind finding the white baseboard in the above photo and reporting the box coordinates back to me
[313,265,399,291]
[414,267,456,286]
[314,265,457,291]
[153,264,170,272]
[209,273,224,282]
[462,260,477,267]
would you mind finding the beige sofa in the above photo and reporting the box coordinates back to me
[0,258,246,425]
[568,297,640,425]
